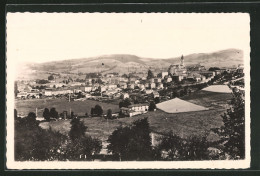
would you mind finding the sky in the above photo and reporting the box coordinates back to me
[6,13,250,63]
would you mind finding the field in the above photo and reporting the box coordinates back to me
[15,98,120,117]
[38,90,232,143]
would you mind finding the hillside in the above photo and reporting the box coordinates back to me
[17,49,243,80]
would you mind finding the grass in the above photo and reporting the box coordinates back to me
[15,98,120,117]
[32,89,232,143]
[181,90,233,108]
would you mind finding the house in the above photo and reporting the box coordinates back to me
[153,91,160,98]
[121,103,149,117]
[83,86,92,92]
[145,89,153,94]
[139,84,145,90]
[98,85,107,92]
[145,83,150,88]
[127,84,135,89]
[166,76,173,82]
[172,75,184,82]
[237,64,244,74]
[17,92,28,99]
[156,83,164,89]
[121,93,129,99]
[107,84,117,90]
[150,83,156,89]
[161,72,168,79]
[119,82,127,89]
[154,78,162,83]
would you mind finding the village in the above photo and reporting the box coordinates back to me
[15,55,245,120]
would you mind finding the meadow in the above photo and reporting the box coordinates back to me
[15,98,120,117]
[38,90,232,143]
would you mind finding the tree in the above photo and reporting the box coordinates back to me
[90,108,95,116]
[119,98,132,108]
[147,69,154,80]
[66,117,102,160]
[107,118,153,161]
[179,135,210,160]
[69,118,87,141]
[15,112,66,161]
[48,75,54,80]
[107,109,112,119]
[157,131,183,160]
[43,108,50,121]
[50,108,59,119]
[94,105,103,116]
[154,97,160,104]
[212,90,245,159]
[148,101,156,111]
[209,67,220,71]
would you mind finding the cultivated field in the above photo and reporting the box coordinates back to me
[38,90,233,143]
[15,98,120,117]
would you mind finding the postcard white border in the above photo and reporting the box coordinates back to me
[6,12,251,169]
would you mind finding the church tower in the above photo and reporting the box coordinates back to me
[180,55,184,66]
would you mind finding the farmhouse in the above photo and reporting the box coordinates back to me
[120,103,149,117]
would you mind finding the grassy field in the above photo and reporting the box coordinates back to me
[30,89,232,143]
[15,98,120,117]
[182,90,233,108]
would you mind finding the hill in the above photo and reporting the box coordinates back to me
[16,49,243,80]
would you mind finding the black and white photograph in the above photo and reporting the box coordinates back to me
[6,12,250,169]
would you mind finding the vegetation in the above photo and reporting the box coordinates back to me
[43,108,50,121]
[36,79,50,84]
[148,101,156,111]
[15,110,102,161]
[107,118,153,161]
[212,90,245,159]
[90,104,103,116]
[119,98,132,108]
[48,75,54,80]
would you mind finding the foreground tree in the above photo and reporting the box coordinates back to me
[50,107,59,119]
[212,90,245,159]
[107,118,153,161]
[43,108,50,121]
[106,109,112,119]
[66,117,102,160]
[148,101,156,111]
[15,112,66,161]
[69,118,87,141]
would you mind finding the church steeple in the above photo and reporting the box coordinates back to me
[180,55,184,66]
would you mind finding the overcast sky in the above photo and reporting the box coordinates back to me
[7,13,250,63]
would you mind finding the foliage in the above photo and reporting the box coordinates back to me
[148,101,156,111]
[85,72,101,79]
[106,109,112,119]
[43,108,50,121]
[157,132,210,161]
[69,118,87,141]
[64,136,102,161]
[15,112,67,161]
[50,107,59,119]
[36,79,50,84]
[107,118,153,161]
[208,67,220,71]
[212,90,245,159]
[48,75,54,80]
[67,117,102,160]
[93,104,103,116]
[119,98,132,108]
